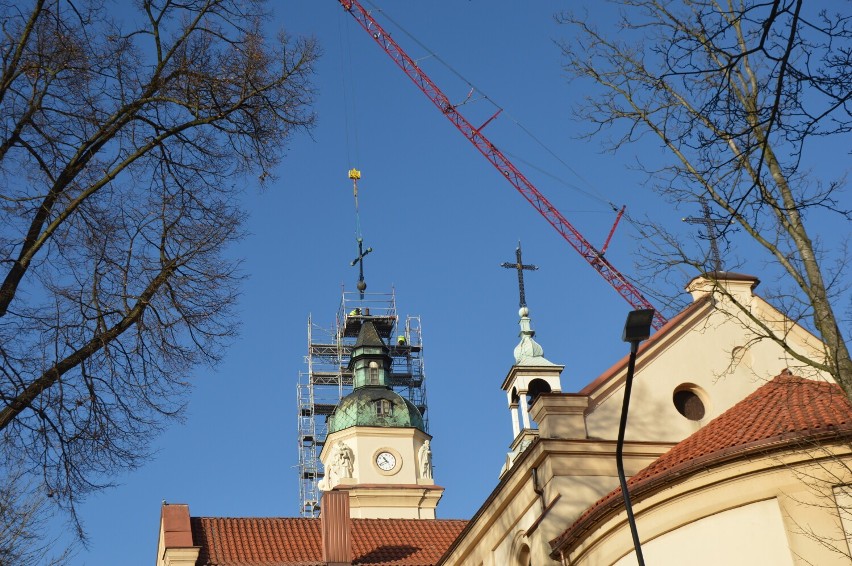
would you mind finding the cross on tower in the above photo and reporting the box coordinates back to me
[351,237,372,299]
[683,196,728,272]
[501,242,539,308]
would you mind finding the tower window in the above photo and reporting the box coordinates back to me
[376,399,393,417]
[368,361,379,385]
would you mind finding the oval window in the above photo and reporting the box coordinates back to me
[673,389,705,421]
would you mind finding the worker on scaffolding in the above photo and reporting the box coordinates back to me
[349,307,361,317]
[397,335,406,346]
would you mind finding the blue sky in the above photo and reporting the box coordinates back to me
[70,1,849,564]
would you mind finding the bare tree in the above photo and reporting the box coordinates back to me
[0,460,74,565]
[0,0,318,539]
[559,1,851,394]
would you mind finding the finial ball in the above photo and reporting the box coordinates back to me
[519,306,529,317]
[357,280,367,292]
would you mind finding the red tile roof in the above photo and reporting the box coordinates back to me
[550,374,852,556]
[191,516,467,566]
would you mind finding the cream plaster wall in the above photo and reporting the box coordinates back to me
[585,283,832,445]
[321,426,431,486]
[611,499,794,566]
[346,485,441,519]
[156,521,165,566]
[320,426,442,519]
[833,486,852,558]
[440,439,672,566]
[562,448,852,566]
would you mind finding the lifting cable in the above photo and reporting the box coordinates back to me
[338,8,371,299]
[337,8,361,169]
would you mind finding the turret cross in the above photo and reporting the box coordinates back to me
[351,237,372,299]
[683,196,728,272]
[501,242,538,308]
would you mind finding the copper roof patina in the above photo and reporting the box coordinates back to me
[329,387,425,433]
[329,319,425,434]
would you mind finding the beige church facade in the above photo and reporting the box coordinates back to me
[440,271,851,566]
[156,271,852,565]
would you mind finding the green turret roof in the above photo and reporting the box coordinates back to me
[328,318,425,434]
[328,388,425,433]
[353,320,388,350]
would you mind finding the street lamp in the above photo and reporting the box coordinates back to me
[617,309,655,566]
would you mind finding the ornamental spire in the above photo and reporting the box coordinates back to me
[499,243,556,366]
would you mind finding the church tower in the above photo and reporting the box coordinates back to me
[297,170,436,518]
[500,244,564,476]
[318,316,443,519]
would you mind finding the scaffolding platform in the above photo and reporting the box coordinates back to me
[296,289,428,518]
[343,314,396,338]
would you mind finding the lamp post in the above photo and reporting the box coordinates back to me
[617,309,655,566]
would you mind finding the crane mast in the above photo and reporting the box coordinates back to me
[338,0,667,329]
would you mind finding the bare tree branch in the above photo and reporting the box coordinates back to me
[559,0,851,394]
[0,0,318,545]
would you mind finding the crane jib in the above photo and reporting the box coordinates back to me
[338,0,667,330]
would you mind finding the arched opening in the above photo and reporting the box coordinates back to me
[516,543,531,566]
[527,378,552,405]
[511,387,520,404]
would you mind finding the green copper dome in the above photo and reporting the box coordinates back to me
[328,387,425,433]
[327,319,425,434]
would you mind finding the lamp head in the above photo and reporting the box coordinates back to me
[622,309,655,343]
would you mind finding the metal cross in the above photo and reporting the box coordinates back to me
[683,196,727,272]
[501,242,538,308]
[350,237,372,299]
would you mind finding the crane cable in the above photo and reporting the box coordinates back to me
[338,8,361,171]
[338,8,372,298]
[337,5,363,242]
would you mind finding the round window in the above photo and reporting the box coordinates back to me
[673,389,706,421]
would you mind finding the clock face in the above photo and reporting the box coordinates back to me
[376,451,397,471]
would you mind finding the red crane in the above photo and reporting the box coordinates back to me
[338,0,667,329]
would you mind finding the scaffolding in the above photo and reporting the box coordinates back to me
[297,289,428,517]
